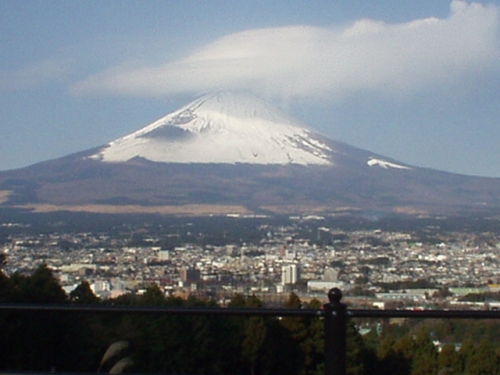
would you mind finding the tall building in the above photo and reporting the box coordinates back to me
[281,264,299,286]
[180,267,201,283]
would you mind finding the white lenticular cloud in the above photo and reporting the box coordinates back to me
[71,0,500,101]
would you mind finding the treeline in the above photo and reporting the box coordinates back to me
[2,265,500,374]
[0,265,326,374]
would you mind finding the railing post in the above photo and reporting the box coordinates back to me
[324,288,347,375]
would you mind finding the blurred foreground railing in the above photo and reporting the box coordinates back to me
[3,288,500,375]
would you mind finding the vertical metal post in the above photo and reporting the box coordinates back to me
[324,288,347,375]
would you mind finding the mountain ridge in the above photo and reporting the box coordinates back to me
[1,92,500,217]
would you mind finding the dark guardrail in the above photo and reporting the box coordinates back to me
[2,287,500,375]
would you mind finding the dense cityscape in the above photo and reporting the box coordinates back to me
[3,214,500,309]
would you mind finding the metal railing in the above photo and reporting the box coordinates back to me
[2,287,500,375]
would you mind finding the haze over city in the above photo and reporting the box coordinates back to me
[1,0,500,177]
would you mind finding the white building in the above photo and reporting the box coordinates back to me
[91,279,111,293]
[281,264,299,285]
[158,250,170,261]
[307,280,346,293]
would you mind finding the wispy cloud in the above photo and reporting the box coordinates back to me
[0,59,69,91]
[71,0,500,101]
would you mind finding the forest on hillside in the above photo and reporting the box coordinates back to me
[1,263,500,375]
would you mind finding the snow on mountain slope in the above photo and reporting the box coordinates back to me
[90,92,333,165]
[367,157,411,170]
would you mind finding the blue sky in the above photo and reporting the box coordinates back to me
[1,0,500,177]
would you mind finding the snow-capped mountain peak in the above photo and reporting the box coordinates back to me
[91,92,333,165]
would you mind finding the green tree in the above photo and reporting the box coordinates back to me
[300,298,325,375]
[246,294,263,308]
[376,333,411,375]
[242,317,267,375]
[137,283,166,305]
[69,280,100,304]
[10,263,67,303]
[284,292,302,308]
[281,293,310,374]
[0,264,87,372]
[346,322,370,375]
[458,336,475,371]
[411,327,438,375]
[228,294,268,374]
[261,318,302,375]
[228,293,247,308]
[464,339,498,375]
[281,293,306,342]
[0,267,9,302]
[392,333,417,375]
[438,343,462,375]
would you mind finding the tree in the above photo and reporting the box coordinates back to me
[411,327,438,375]
[0,264,84,372]
[242,317,267,375]
[464,339,498,375]
[280,293,310,374]
[346,322,370,375]
[284,292,302,308]
[391,334,417,375]
[69,280,100,304]
[281,293,306,341]
[457,335,474,368]
[137,283,166,305]
[10,263,67,303]
[227,293,268,374]
[0,266,9,302]
[438,343,462,375]
[376,333,411,375]
[228,293,247,308]
[246,294,263,308]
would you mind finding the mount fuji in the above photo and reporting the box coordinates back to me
[90,92,333,166]
[1,91,500,217]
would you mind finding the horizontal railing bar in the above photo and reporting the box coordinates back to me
[349,309,500,319]
[0,303,324,317]
[1,303,500,319]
